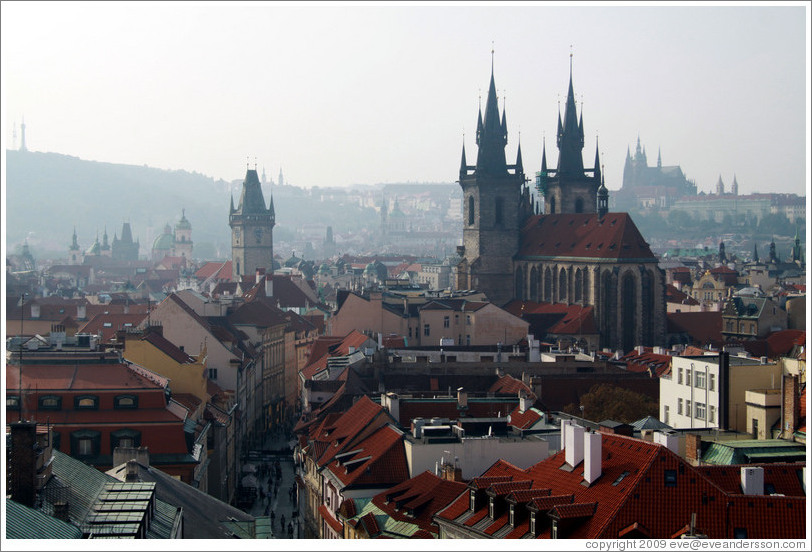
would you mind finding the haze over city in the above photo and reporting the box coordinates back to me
[2,1,808,196]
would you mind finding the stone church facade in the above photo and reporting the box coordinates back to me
[456,61,666,352]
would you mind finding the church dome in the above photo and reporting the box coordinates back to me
[152,231,175,251]
[364,262,376,274]
[285,254,302,268]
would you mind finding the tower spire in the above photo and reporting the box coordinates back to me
[459,140,468,180]
[474,51,508,175]
[556,53,585,176]
[20,116,27,152]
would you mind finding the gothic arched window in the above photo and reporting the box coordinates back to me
[468,196,475,226]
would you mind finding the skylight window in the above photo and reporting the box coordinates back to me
[612,471,630,486]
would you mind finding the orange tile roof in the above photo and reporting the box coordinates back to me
[78,313,148,342]
[507,406,542,430]
[326,425,409,488]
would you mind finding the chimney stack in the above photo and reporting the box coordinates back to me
[126,460,140,482]
[518,390,532,414]
[457,387,468,409]
[265,275,273,298]
[741,466,764,495]
[565,424,585,467]
[584,431,602,484]
[10,422,38,507]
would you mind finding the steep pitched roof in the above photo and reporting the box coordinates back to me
[78,312,148,342]
[325,425,409,488]
[519,213,656,261]
[140,329,195,364]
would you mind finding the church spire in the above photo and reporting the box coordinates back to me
[515,139,524,176]
[753,242,759,263]
[474,52,508,176]
[593,139,601,181]
[556,55,585,176]
[657,147,662,168]
[459,141,468,180]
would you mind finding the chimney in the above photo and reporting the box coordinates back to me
[584,431,602,484]
[685,433,702,463]
[10,421,38,507]
[256,268,265,284]
[635,345,645,355]
[30,303,40,319]
[565,424,585,467]
[560,419,572,453]
[457,387,468,409]
[77,304,87,320]
[741,466,764,495]
[782,374,800,439]
[126,460,140,482]
[518,390,532,414]
[384,392,400,422]
[654,430,679,454]
[265,275,273,297]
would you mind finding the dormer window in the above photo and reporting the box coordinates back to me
[75,395,99,410]
[489,497,495,520]
[529,512,537,536]
[39,395,62,410]
[115,395,138,409]
[509,504,515,527]
[469,490,476,511]
[6,395,20,410]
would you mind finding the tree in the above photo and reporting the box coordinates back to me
[562,383,658,423]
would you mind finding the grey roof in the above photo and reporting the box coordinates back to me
[41,450,180,539]
[5,498,83,539]
[107,461,265,539]
[630,416,673,431]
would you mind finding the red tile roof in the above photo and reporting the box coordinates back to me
[765,329,805,359]
[195,261,232,281]
[519,213,656,261]
[436,432,806,539]
[326,425,409,488]
[78,313,148,342]
[140,330,195,364]
[503,300,597,335]
[318,504,343,534]
[619,348,672,377]
[7,362,165,391]
[665,284,699,306]
[696,464,806,496]
[667,311,723,347]
[507,405,543,430]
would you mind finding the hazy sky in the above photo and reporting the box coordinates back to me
[2,1,809,195]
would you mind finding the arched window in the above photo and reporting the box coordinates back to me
[558,267,568,303]
[39,395,62,410]
[550,197,556,214]
[530,266,540,302]
[574,269,583,303]
[621,272,638,353]
[114,395,138,409]
[75,395,99,410]
[575,197,584,213]
[468,196,475,226]
[515,265,525,300]
[111,429,142,451]
[544,267,553,302]
[70,429,101,457]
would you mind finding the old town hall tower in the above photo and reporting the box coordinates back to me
[230,168,275,282]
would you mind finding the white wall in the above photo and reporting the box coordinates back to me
[404,435,550,480]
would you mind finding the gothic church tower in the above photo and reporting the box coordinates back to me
[539,59,601,214]
[455,57,528,306]
[230,168,275,281]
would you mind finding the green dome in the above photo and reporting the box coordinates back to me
[364,262,376,274]
[152,232,175,251]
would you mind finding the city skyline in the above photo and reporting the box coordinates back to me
[1,2,809,196]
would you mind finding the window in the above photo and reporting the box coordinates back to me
[6,395,20,410]
[443,316,450,328]
[424,324,430,337]
[509,504,515,526]
[466,335,471,346]
[39,395,62,410]
[466,315,471,325]
[677,398,683,415]
[695,371,706,389]
[686,369,692,386]
[663,405,669,425]
[551,519,558,539]
[208,368,218,380]
[678,368,683,384]
[709,374,716,391]
[664,470,677,487]
[114,395,138,409]
[468,196,475,225]
[469,490,476,511]
[686,400,691,416]
[733,528,747,539]
[70,429,101,457]
[489,497,495,519]
[709,405,716,423]
[111,429,141,450]
[695,402,706,420]
[529,513,536,536]
[74,395,99,410]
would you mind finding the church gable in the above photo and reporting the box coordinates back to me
[518,213,655,261]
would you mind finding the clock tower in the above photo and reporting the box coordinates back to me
[230,167,275,282]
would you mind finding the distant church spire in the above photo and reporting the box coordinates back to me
[657,147,662,168]
[459,141,468,180]
[556,55,585,176]
[20,116,27,152]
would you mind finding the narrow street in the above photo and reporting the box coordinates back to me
[242,429,301,539]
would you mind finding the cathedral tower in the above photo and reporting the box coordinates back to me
[455,56,528,306]
[174,209,193,259]
[541,58,600,214]
[230,168,275,281]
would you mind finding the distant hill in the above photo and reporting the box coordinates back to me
[5,150,454,262]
